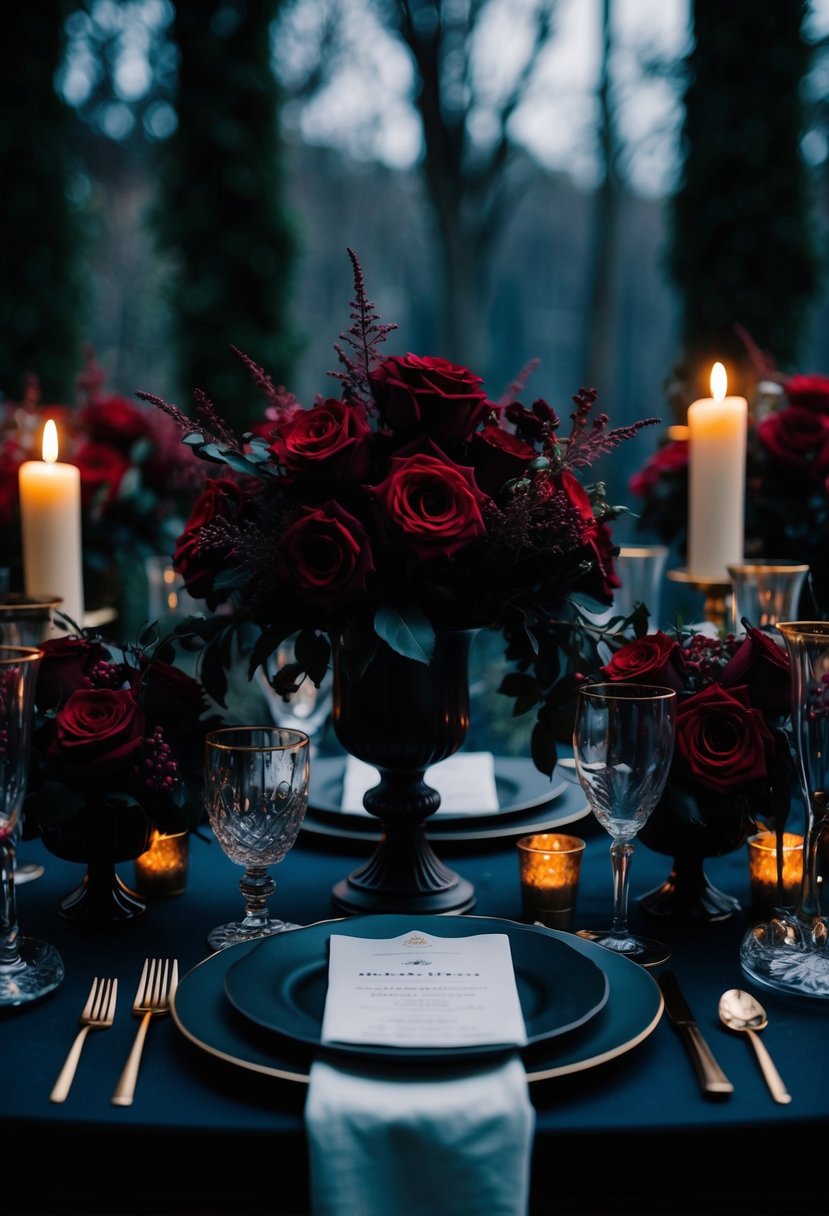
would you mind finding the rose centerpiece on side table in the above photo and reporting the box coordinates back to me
[24,628,219,925]
[595,625,793,922]
[139,248,659,914]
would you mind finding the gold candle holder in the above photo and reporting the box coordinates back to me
[747,830,804,916]
[517,832,586,931]
[133,828,190,897]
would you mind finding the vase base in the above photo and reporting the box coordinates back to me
[59,871,147,926]
[639,865,740,924]
[332,872,476,916]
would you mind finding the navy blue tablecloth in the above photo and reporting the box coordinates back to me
[3,800,828,1216]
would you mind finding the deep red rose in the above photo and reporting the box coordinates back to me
[757,407,829,472]
[48,688,145,780]
[675,682,775,795]
[469,424,535,497]
[132,659,209,739]
[370,443,490,560]
[276,500,375,608]
[78,395,152,449]
[629,440,688,497]
[784,374,829,415]
[269,399,372,481]
[601,630,688,692]
[73,441,131,508]
[720,625,791,719]
[174,477,250,604]
[36,636,114,710]
[369,353,490,443]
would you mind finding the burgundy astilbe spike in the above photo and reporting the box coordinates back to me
[329,247,397,402]
[495,359,541,408]
[135,390,199,436]
[230,346,301,415]
[560,388,660,471]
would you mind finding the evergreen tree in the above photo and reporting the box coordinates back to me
[668,0,819,404]
[0,2,89,402]
[153,0,300,432]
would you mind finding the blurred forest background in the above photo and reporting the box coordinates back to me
[3,0,829,548]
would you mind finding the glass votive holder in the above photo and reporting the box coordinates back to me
[133,828,190,898]
[747,830,804,916]
[517,832,586,931]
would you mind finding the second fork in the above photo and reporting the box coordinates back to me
[50,976,118,1103]
[111,957,178,1107]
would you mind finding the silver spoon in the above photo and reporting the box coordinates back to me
[718,988,792,1104]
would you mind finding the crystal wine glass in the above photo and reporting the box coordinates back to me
[573,681,677,967]
[0,645,65,1006]
[204,725,310,952]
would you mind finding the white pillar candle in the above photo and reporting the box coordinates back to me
[18,419,85,631]
[687,362,747,583]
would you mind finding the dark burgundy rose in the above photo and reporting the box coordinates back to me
[757,407,829,473]
[504,398,559,446]
[36,636,114,710]
[601,630,688,692]
[720,625,791,719]
[275,500,375,608]
[73,441,131,508]
[370,443,490,560]
[132,659,210,739]
[784,374,829,415]
[629,439,688,497]
[469,424,535,497]
[369,353,490,444]
[173,477,250,604]
[78,395,152,449]
[48,688,145,781]
[269,399,372,481]
[674,682,775,795]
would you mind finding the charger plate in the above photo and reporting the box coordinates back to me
[304,756,583,843]
[172,916,663,1084]
[222,914,609,1062]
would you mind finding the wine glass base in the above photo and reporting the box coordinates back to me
[14,862,45,885]
[0,937,65,1006]
[576,929,670,968]
[206,918,301,953]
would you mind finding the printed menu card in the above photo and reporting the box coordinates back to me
[320,929,528,1049]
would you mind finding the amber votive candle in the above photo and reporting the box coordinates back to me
[747,830,804,915]
[517,832,586,931]
[134,828,190,897]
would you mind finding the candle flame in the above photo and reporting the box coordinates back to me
[710,362,727,402]
[42,419,59,464]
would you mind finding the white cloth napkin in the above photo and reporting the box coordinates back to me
[305,1052,535,1216]
[340,752,500,816]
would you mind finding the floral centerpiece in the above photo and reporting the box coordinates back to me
[23,628,220,923]
[595,623,793,920]
[139,249,659,779]
[629,345,829,615]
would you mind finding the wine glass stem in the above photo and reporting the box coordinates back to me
[609,839,634,940]
[239,865,276,927]
[0,838,22,969]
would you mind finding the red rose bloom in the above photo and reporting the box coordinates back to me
[174,477,250,605]
[720,624,791,719]
[370,444,489,560]
[73,441,131,508]
[469,424,535,497]
[269,399,372,481]
[78,395,152,449]
[369,353,490,444]
[275,500,375,608]
[757,407,829,473]
[629,439,688,497]
[601,630,688,692]
[36,636,113,710]
[674,683,775,795]
[48,688,145,780]
[784,374,829,415]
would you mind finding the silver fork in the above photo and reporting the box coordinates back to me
[50,977,118,1103]
[111,957,178,1107]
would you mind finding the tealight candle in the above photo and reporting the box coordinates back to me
[133,829,190,897]
[687,362,747,583]
[747,831,804,916]
[18,419,84,631]
[516,832,586,931]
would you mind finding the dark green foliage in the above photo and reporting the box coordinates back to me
[152,0,301,431]
[668,0,819,401]
[0,2,89,401]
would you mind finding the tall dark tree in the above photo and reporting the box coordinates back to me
[0,2,89,402]
[153,0,300,432]
[668,0,818,405]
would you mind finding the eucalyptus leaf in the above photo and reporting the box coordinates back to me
[374,604,435,664]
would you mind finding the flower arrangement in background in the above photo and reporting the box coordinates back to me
[0,347,208,613]
[629,343,829,615]
[140,248,660,776]
[24,629,220,843]
[596,625,793,862]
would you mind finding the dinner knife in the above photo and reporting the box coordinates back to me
[658,971,734,1099]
